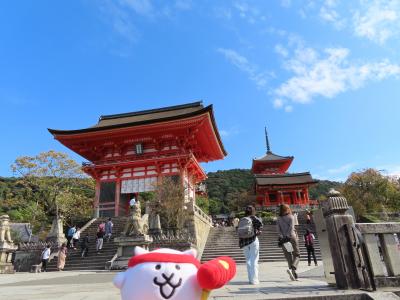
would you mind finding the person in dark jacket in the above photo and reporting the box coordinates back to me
[81,234,90,258]
[238,205,263,285]
[96,229,105,253]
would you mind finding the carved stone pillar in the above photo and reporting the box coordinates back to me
[321,190,373,290]
[46,216,67,246]
[0,215,18,274]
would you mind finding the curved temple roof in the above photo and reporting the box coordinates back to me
[48,101,227,161]
[253,151,293,162]
[255,172,318,186]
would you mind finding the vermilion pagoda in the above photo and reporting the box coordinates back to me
[48,102,226,217]
[252,129,318,209]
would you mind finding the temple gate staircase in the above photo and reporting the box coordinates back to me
[201,224,321,264]
[47,218,126,271]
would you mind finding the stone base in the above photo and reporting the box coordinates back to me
[0,263,15,274]
[0,241,18,274]
[0,241,18,251]
[110,235,153,270]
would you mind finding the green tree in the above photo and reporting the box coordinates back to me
[195,195,209,215]
[11,150,94,225]
[226,190,252,213]
[208,198,223,215]
[154,176,187,231]
[342,168,400,217]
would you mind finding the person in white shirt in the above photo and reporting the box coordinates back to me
[129,196,136,207]
[72,228,81,250]
[233,217,240,231]
[41,245,51,272]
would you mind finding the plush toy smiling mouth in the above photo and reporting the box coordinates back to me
[153,273,182,299]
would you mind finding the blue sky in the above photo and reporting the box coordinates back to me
[1,0,400,181]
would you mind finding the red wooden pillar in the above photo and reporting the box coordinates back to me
[115,179,121,217]
[304,188,310,204]
[292,191,297,205]
[278,191,283,204]
[264,192,270,206]
[94,180,101,217]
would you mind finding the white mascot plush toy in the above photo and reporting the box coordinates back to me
[113,247,236,300]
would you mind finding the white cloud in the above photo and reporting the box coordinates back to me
[328,163,356,174]
[219,130,229,137]
[232,1,265,24]
[119,0,153,17]
[99,1,139,43]
[217,48,271,89]
[281,0,291,8]
[353,0,400,44]
[97,0,193,48]
[219,127,240,138]
[319,3,346,29]
[275,45,400,104]
[377,165,400,177]
[284,105,293,112]
[273,98,284,108]
[175,0,192,11]
[275,44,289,57]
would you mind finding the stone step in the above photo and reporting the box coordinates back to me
[47,217,129,272]
[201,225,322,264]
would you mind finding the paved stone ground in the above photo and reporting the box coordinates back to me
[0,262,399,299]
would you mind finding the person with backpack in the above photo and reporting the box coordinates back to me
[277,204,300,281]
[66,225,76,248]
[72,227,81,250]
[238,205,263,285]
[304,229,318,266]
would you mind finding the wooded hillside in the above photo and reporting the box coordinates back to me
[205,169,343,214]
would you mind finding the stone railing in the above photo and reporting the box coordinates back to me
[187,204,212,259]
[18,241,59,251]
[355,222,400,287]
[193,204,212,225]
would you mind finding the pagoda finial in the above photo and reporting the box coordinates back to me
[265,127,271,153]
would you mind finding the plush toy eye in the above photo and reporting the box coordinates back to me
[175,265,180,270]
[155,264,161,270]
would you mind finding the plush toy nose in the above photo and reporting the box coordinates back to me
[197,257,236,290]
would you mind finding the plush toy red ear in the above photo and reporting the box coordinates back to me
[197,256,236,290]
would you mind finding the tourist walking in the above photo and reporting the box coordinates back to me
[96,229,105,253]
[72,227,81,250]
[81,234,90,258]
[293,212,299,226]
[305,210,312,225]
[232,217,240,232]
[57,243,67,271]
[98,221,106,233]
[105,218,113,242]
[277,204,300,281]
[66,225,76,248]
[238,205,263,285]
[41,245,51,272]
[304,229,318,266]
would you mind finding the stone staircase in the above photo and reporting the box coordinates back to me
[47,217,126,271]
[201,224,321,264]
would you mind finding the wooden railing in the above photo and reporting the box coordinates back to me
[355,222,400,287]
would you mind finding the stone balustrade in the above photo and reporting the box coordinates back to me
[355,222,400,287]
[193,204,212,225]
